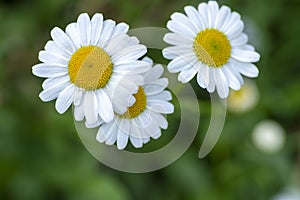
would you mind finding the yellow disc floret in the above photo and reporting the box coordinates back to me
[121,87,147,119]
[68,46,113,90]
[193,28,231,67]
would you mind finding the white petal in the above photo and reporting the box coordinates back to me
[198,2,209,28]
[143,137,150,144]
[197,63,209,88]
[221,11,241,33]
[131,120,147,139]
[147,100,174,114]
[226,21,244,40]
[77,13,91,46]
[144,64,164,83]
[240,44,255,51]
[112,45,147,64]
[112,98,128,115]
[65,23,81,49]
[110,85,137,114]
[55,84,75,114]
[96,127,106,143]
[221,64,241,90]
[230,33,248,46]
[42,75,70,90]
[162,46,193,60]
[231,49,260,63]
[163,33,193,46]
[144,124,161,139]
[232,59,259,78]
[74,102,84,121]
[97,89,114,123]
[143,118,160,138]
[44,41,71,58]
[241,64,259,78]
[90,13,104,46]
[129,95,136,107]
[142,57,153,65]
[147,90,172,102]
[214,68,229,98]
[114,60,150,75]
[170,12,198,33]
[85,118,102,129]
[50,27,76,54]
[119,118,130,136]
[97,122,113,143]
[124,74,144,86]
[228,62,244,85]
[39,78,70,102]
[105,122,118,145]
[130,136,143,148]
[97,19,116,47]
[109,74,141,92]
[143,78,168,95]
[112,22,129,37]
[116,133,128,149]
[105,34,130,56]
[197,72,206,88]
[117,125,129,149]
[207,1,219,28]
[178,67,197,83]
[32,63,67,78]
[126,36,139,46]
[207,67,216,93]
[167,53,198,73]
[167,20,196,38]
[215,5,231,29]
[109,75,140,93]
[135,110,152,128]
[150,112,168,129]
[184,6,205,30]
[151,131,162,140]
[38,51,69,65]
[84,91,99,126]
[73,88,83,106]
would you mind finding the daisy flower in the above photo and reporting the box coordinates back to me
[32,13,150,127]
[227,79,259,113]
[162,1,260,98]
[96,57,174,149]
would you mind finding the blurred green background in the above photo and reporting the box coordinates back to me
[1,0,300,199]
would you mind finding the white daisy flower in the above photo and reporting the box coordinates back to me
[96,57,174,149]
[227,79,259,113]
[32,13,150,126]
[162,1,260,98]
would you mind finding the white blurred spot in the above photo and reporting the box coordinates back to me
[271,187,300,200]
[252,120,286,154]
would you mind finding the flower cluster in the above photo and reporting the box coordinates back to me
[32,1,260,149]
[32,13,174,149]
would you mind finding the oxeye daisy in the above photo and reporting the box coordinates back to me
[162,1,260,98]
[96,57,174,150]
[227,79,259,113]
[32,13,149,126]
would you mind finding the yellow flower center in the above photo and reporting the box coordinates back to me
[120,87,147,119]
[68,46,113,90]
[193,28,231,67]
